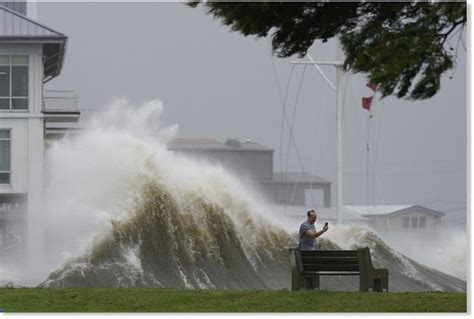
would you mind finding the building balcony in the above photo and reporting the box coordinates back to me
[42,90,80,123]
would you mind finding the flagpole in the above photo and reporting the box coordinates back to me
[335,58,344,226]
[366,110,370,213]
[363,84,377,214]
[291,55,345,225]
[368,108,374,214]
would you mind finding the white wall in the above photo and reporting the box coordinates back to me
[0,43,45,263]
[0,43,44,194]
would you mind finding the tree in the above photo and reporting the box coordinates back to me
[189,1,466,100]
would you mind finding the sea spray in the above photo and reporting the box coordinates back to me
[25,100,177,283]
[26,98,295,288]
[326,225,466,292]
[382,230,467,281]
[1,98,464,291]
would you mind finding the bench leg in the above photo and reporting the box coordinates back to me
[360,271,389,292]
[360,277,383,292]
[291,273,306,291]
[313,275,320,289]
[373,278,382,292]
[381,270,389,293]
[374,269,389,293]
[359,274,369,292]
[289,248,304,291]
[303,275,320,290]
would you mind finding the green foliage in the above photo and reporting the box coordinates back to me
[189,1,466,100]
[0,288,467,312]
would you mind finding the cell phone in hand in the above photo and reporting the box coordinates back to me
[324,222,328,227]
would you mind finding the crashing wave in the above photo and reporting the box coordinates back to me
[2,99,459,292]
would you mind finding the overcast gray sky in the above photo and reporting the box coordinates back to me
[38,2,467,219]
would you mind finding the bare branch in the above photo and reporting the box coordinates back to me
[439,18,466,45]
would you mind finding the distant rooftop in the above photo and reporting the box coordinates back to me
[345,205,444,217]
[167,138,273,152]
[269,205,370,221]
[345,205,412,216]
[273,204,444,220]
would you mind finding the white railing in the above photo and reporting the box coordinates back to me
[43,90,79,112]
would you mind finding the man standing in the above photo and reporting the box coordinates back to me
[299,209,329,250]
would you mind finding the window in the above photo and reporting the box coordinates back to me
[0,130,11,184]
[403,217,410,228]
[419,216,426,228]
[0,55,28,110]
[411,217,418,228]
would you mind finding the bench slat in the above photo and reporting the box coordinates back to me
[303,264,359,272]
[302,271,360,276]
[300,250,358,257]
[301,257,359,264]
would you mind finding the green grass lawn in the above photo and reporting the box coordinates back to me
[0,288,467,313]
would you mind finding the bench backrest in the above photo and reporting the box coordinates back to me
[298,250,360,272]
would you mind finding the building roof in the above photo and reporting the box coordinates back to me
[0,4,67,81]
[269,172,331,184]
[345,205,412,216]
[167,138,273,152]
[345,205,445,217]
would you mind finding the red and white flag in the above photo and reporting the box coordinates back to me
[361,82,377,111]
[367,82,378,92]
[362,96,373,111]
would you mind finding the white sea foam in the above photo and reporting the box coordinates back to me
[326,225,466,288]
[0,99,465,291]
[4,99,273,286]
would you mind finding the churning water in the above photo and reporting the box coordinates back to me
[0,99,467,291]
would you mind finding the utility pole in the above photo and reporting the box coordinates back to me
[291,52,345,225]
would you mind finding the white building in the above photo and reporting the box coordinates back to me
[345,205,445,241]
[0,3,78,264]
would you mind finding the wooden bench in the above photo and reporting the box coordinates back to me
[289,247,388,292]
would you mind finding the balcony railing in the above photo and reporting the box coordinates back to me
[43,90,79,113]
[42,90,80,123]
